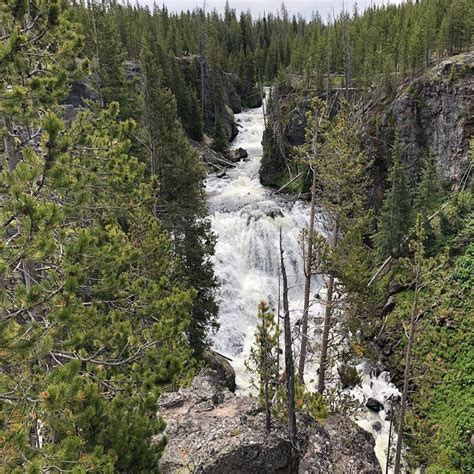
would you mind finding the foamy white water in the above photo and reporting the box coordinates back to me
[205,94,400,472]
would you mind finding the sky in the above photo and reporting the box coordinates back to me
[137,1,404,19]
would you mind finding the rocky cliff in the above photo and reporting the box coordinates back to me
[260,52,474,196]
[156,370,380,474]
[364,52,473,203]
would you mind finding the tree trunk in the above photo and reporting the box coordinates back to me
[298,165,317,383]
[279,231,297,450]
[317,221,338,394]
[394,261,420,474]
[262,310,271,432]
[317,273,334,394]
[3,117,21,171]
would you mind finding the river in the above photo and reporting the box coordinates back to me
[205,95,401,473]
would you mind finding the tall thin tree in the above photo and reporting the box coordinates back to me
[279,230,297,449]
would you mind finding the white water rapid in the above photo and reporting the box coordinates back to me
[205,97,401,473]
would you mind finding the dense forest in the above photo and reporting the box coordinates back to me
[1,0,472,472]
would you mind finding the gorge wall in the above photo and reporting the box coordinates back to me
[260,52,474,201]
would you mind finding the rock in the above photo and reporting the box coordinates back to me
[382,295,396,315]
[315,415,380,474]
[202,349,236,392]
[223,104,239,142]
[366,397,384,413]
[388,280,407,296]
[372,422,382,433]
[158,370,380,473]
[261,52,473,197]
[235,147,249,159]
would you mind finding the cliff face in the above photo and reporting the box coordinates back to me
[260,52,474,197]
[365,52,473,200]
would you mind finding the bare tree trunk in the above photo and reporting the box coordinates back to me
[3,117,21,171]
[394,261,420,474]
[262,310,271,432]
[317,221,338,394]
[199,2,207,123]
[317,272,334,394]
[343,12,351,101]
[298,165,317,383]
[279,230,297,449]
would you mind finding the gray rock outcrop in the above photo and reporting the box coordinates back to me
[260,52,473,195]
[157,370,380,473]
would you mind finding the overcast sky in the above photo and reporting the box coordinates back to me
[137,1,403,19]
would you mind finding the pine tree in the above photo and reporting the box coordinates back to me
[415,151,443,219]
[374,140,412,258]
[302,99,372,394]
[245,301,280,431]
[212,113,229,153]
[1,3,195,470]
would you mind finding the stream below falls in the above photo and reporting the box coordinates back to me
[205,95,401,472]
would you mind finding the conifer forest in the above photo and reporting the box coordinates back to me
[1,0,473,472]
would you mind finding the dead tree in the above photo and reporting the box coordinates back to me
[394,258,421,473]
[298,163,317,383]
[317,220,338,394]
[279,230,297,449]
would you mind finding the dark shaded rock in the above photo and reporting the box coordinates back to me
[388,280,407,296]
[61,76,98,121]
[236,147,248,159]
[123,60,141,80]
[157,370,380,474]
[366,397,384,412]
[372,422,382,433]
[230,147,249,162]
[178,54,255,143]
[363,52,474,201]
[382,295,396,315]
[202,349,236,392]
[287,99,309,146]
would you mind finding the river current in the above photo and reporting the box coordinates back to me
[205,96,401,472]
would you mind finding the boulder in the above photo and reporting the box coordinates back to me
[230,147,249,162]
[157,370,380,473]
[202,349,236,392]
[365,397,384,413]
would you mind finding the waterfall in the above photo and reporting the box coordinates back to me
[205,95,401,473]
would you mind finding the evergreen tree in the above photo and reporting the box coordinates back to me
[1,3,195,469]
[212,113,229,153]
[245,301,280,431]
[302,99,372,394]
[374,140,412,258]
[415,151,443,219]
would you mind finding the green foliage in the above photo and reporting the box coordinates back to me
[0,2,210,470]
[373,140,413,258]
[245,301,280,408]
[211,114,228,154]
